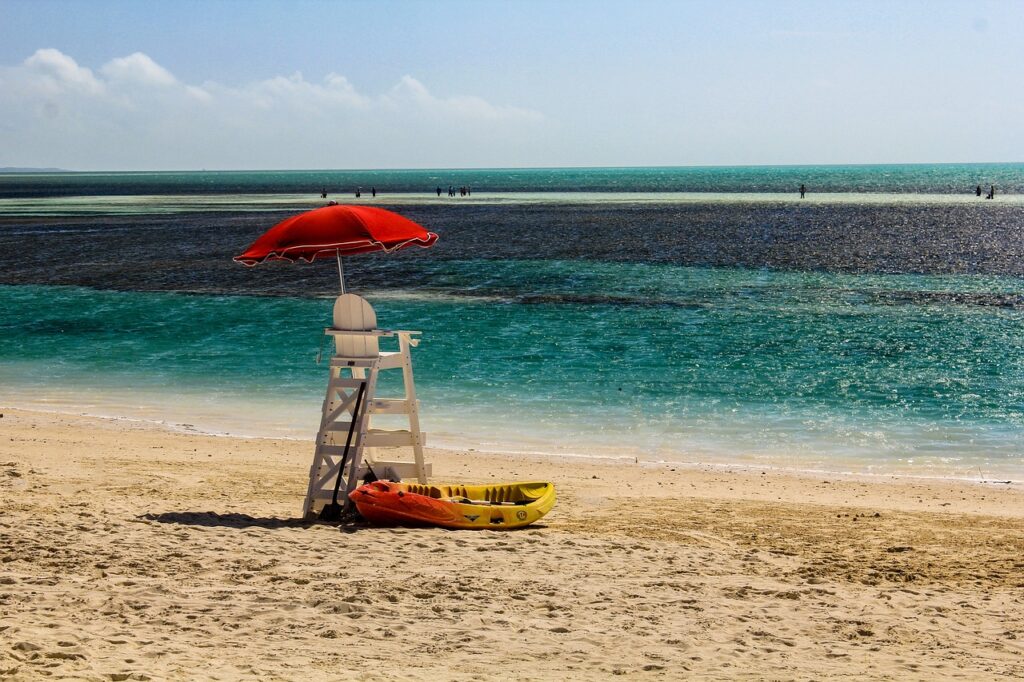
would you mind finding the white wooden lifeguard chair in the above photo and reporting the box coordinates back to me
[302,294,429,518]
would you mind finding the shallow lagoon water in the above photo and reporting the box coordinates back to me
[1,165,1023,479]
[3,262,1023,479]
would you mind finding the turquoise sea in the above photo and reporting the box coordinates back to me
[1,164,1023,479]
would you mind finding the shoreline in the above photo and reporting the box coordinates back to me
[5,402,1022,489]
[3,405,1023,517]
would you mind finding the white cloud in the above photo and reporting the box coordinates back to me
[0,48,546,169]
[184,85,213,103]
[101,52,177,86]
[389,75,431,102]
[22,48,103,95]
[385,75,542,121]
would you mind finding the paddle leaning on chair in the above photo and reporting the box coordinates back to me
[302,294,429,519]
[317,380,367,521]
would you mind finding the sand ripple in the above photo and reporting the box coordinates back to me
[2,410,1023,680]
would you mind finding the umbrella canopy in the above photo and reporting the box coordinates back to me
[234,204,438,266]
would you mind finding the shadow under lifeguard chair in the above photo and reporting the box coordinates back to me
[302,293,429,519]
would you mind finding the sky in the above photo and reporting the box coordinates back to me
[0,0,1022,170]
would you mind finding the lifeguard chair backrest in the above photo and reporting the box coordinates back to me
[332,294,379,358]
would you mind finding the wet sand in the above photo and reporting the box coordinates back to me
[1,408,1022,680]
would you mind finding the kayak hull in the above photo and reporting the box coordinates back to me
[349,480,556,529]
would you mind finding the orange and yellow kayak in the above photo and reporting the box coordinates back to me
[349,480,556,529]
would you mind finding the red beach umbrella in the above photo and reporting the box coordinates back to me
[234,204,439,292]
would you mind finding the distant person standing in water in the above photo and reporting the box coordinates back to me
[321,187,327,199]
[987,185,995,199]
[355,187,361,198]
[976,185,982,197]
[371,187,376,198]
[436,186,442,197]
[799,184,806,199]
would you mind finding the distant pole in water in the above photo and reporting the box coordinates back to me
[799,184,806,199]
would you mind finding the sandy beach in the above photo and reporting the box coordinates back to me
[1,407,1022,680]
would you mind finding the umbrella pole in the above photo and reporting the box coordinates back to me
[336,250,346,294]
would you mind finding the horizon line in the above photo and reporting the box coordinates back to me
[3,160,1024,175]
